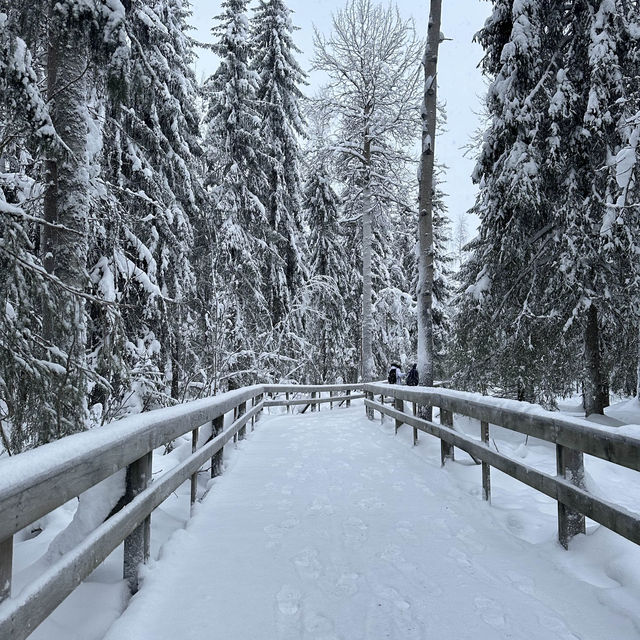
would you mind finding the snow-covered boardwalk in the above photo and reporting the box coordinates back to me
[102,407,637,640]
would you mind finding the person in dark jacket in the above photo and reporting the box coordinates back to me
[406,363,419,386]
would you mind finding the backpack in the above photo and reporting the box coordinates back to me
[406,367,419,387]
[387,368,397,384]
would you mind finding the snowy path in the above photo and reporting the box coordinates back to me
[103,407,638,640]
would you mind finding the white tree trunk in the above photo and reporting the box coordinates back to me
[417,0,443,392]
[361,181,374,384]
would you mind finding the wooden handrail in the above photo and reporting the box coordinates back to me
[264,393,365,407]
[0,382,361,639]
[264,383,364,393]
[364,383,640,550]
[0,385,264,542]
[0,400,265,640]
[364,383,640,472]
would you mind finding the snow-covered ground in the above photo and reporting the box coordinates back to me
[7,398,640,639]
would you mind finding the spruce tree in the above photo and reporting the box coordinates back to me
[251,0,308,346]
[454,0,575,405]
[90,0,204,419]
[546,0,640,413]
[457,0,640,410]
[203,0,270,387]
[0,6,56,451]
[304,164,351,382]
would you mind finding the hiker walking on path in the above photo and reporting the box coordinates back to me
[387,363,404,384]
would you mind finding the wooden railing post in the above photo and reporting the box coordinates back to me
[190,426,199,511]
[286,392,290,413]
[366,390,374,419]
[393,397,404,434]
[211,414,224,478]
[556,445,586,549]
[256,394,263,422]
[481,421,491,502]
[123,451,152,594]
[346,389,351,408]
[238,401,247,440]
[330,390,334,409]
[440,408,455,466]
[250,397,256,431]
[311,391,317,411]
[0,536,12,604]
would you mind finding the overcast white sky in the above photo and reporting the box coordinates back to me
[189,0,491,232]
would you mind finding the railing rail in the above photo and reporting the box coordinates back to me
[364,382,640,550]
[263,383,365,412]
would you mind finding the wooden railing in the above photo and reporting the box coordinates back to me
[8,379,637,638]
[0,383,362,640]
[364,383,640,550]
[264,383,365,411]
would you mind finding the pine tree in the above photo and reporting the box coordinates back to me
[251,0,308,348]
[304,164,351,382]
[90,0,205,419]
[454,0,575,405]
[203,0,271,387]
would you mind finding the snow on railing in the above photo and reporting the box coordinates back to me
[364,382,640,551]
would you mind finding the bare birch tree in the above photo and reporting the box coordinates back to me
[312,0,422,385]
[417,0,443,392]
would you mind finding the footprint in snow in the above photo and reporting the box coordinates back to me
[308,497,334,515]
[335,572,360,596]
[474,596,506,629]
[505,570,535,596]
[277,585,301,615]
[381,543,405,562]
[281,517,300,529]
[379,586,412,612]
[395,521,417,540]
[343,517,368,545]
[304,610,334,635]
[292,547,322,580]
[367,585,423,639]
[448,548,472,568]
[276,585,303,640]
[358,497,385,511]
[538,612,581,638]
